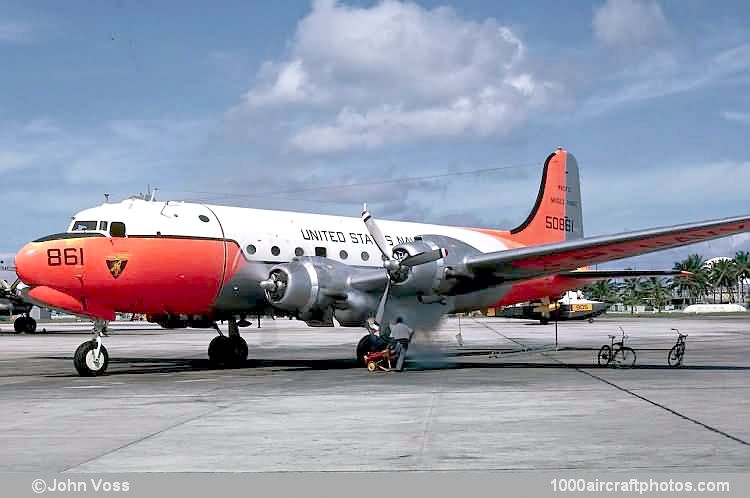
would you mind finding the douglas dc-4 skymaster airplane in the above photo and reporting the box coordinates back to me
[13,148,750,376]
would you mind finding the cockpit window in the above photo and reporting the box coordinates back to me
[72,220,97,231]
[99,221,108,231]
[110,221,126,237]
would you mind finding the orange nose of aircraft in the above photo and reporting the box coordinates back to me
[15,242,44,287]
[15,238,86,291]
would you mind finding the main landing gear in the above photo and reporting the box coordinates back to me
[13,315,37,333]
[208,318,248,367]
[74,320,109,376]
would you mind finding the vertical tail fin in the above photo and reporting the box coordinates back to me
[509,148,583,246]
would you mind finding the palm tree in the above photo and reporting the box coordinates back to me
[641,277,672,311]
[734,251,750,303]
[672,254,708,304]
[710,259,738,303]
[584,279,620,302]
[619,276,642,314]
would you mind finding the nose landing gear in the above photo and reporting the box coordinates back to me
[73,321,109,376]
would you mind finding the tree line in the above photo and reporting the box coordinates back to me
[582,251,750,312]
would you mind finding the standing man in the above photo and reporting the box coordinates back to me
[390,317,414,372]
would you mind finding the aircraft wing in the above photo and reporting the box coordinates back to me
[465,214,750,280]
[558,269,689,279]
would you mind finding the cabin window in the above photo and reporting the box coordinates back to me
[247,245,256,255]
[99,221,108,231]
[199,215,210,223]
[361,251,370,261]
[110,222,126,237]
[315,247,327,257]
[72,220,97,231]
[339,250,348,260]
[271,246,280,256]
[295,247,304,257]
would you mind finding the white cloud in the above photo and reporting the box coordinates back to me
[593,0,670,48]
[722,110,750,124]
[231,0,564,153]
[0,20,34,44]
[0,117,213,184]
[580,43,750,117]
[0,150,36,172]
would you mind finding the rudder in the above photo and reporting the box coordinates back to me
[509,148,583,245]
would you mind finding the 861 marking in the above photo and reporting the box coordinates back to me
[47,248,84,266]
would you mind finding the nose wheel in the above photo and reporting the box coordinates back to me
[74,338,109,376]
[73,321,110,376]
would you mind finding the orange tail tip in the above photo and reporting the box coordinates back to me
[509,148,584,246]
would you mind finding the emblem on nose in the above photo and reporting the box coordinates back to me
[106,258,128,279]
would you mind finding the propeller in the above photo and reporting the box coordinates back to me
[260,270,287,302]
[1,278,20,294]
[361,204,447,329]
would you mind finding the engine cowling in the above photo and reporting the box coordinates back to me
[261,257,371,315]
[389,240,449,296]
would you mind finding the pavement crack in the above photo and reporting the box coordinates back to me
[475,319,750,448]
[417,392,438,466]
[62,402,236,472]
[573,367,750,447]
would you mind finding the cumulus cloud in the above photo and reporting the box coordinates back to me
[721,110,750,125]
[593,0,671,49]
[231,0,564,153]
[0,20,34,44]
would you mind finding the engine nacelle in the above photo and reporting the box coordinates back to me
[389,239,448,296]
[262,258,351,314]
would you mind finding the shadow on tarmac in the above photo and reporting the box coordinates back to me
[38,354,750,377]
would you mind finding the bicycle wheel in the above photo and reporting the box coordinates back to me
[668,345,683,367]
[597,345,612,366]
[615,347,636,368]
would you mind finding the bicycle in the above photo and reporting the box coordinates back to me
[668,328,688,367]
[598,327,637,367]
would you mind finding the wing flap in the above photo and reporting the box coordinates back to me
[466,215,750,279]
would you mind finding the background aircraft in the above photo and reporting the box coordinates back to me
[0,253,35,332]
[13,148,750,376]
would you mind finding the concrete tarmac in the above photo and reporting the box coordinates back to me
[0,315,748,472]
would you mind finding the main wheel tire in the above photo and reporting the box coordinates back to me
[73,341,109,376]
[13,317,26,333]
[24,318,37,334]
[356,335,385,367]
[615,346,637,368]
[668,345,683,367]
[226,336,248,366]
[597,345,612,366]
[208,335,230,365]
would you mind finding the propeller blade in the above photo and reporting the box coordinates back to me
[374,278,390,326]
[361,204,392,260]
[401,248,447,267]
[9,278,20,293]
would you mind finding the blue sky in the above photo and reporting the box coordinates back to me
[1,0,749,267]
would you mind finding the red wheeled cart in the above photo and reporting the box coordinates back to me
[363,347,396,372]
